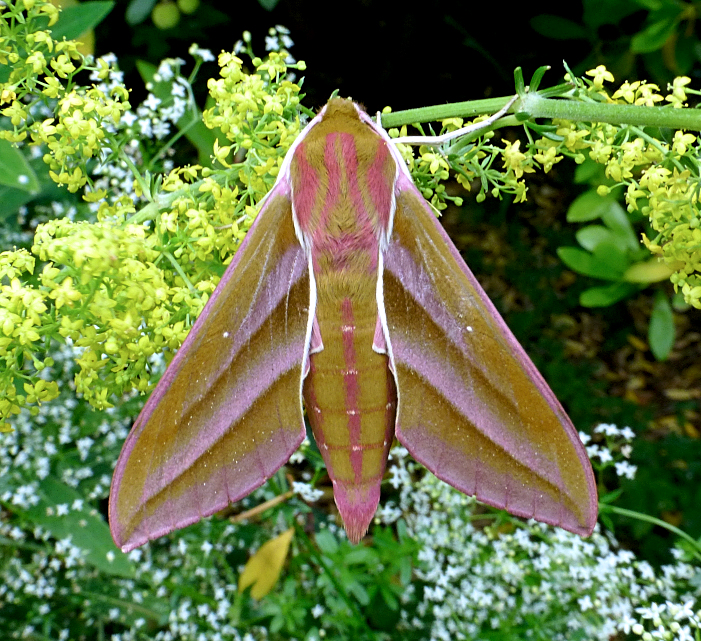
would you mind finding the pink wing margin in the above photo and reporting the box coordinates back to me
[109,180,311,552]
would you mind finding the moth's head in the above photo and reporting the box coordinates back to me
[318,97,364,125]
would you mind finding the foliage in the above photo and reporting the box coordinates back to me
[532,0,701,82]
[2,356,699,640]
[0,2,700,640]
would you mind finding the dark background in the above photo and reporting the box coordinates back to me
[94,0,659,111]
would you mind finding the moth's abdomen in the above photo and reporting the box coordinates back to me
[302,291,396,543]
[292,99,399,542]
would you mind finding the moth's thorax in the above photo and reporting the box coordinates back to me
[290,101,396,275]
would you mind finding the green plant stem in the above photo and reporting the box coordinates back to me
[80,589,167,623]
[126,165,247,226]
[163,251,196,293]
[523,93,701,129]
[600,504,701,559]
[382,92,701,131]
[381,97,514,129]
[118,145,152,201]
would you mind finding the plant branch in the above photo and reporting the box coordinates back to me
[382,92,701,131]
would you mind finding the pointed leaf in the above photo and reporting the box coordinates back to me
[0,140,40,194]
[13,477,134,577]
[649,291,675,360]
[528,66,551,93]
[631,14,678,53]
[238,527,294,599]
[126,0,157,24]
[624,258,675,283]
[592,240,630,275]
[557,246,626,280]
[50,2,114,40]
[315,529,339,555]
[580,282,639,307]
[573,160,606,185]
[576,225,615,252]
[567,190,616,223]
[601,201,638,251]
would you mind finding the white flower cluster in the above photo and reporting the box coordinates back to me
[379,442,700,641]
[87,50,215,202]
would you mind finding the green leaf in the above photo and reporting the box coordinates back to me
[631,14,678,53]
[257,0,281,10]
[592,240,630,275]
[573,159,606,184]
[649,290,675,360]
[50,2,115,41]
[623,258,674,283]
[557,245,627,280]
[576,225,614,252]
[126,0,157,25]
[15,476,134,578]
[315,529,339,555]
[566,190,615,222]
[513,67,525,96]
[344,548,378,565]
[582,0,644,29]
[599,488,624,504]
[0,140,40,194]
[530,15,588,40]
[601,200,639,251]
[528,65,551,93]
[0,184,35,219]
[580,282,639,307]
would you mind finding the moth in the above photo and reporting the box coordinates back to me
[109,98,598,552]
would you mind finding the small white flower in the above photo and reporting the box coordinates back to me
[619,613,638,634]
[189,44,215,62]
[615,461,638,479]
[143,94,162,111]
[76,436,94,461]
[594,423,620,436]
[292,482,323,502]
[620,426,636,440]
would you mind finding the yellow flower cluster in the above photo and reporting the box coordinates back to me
[0,4,307,427]
[545,68,701,308]
[0,249,59,431]
[203,51,305,206]
[0,0,130,195]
